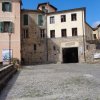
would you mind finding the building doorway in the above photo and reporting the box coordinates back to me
[62,47,79,63]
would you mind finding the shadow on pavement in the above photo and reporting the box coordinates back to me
[0,70,21,100]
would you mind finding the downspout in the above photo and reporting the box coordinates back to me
[82,9,86,62]
[45,14,48,62]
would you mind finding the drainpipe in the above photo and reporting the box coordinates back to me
[45,13,48,62]
[82,9,86,62]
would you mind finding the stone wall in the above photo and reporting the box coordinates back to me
[47,36,86,63]
[21,11,47,65]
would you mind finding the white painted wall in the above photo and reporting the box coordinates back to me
[47,10,85,38]
[93,27,100,39]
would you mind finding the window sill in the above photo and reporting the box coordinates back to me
[2,11,12,13]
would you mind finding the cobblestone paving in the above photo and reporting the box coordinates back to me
[0,64,100,100]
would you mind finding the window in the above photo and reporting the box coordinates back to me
[72,28,78,36]
[50,30,55,38]
[71,14,77,21]
[42,6,45,11]
[40,29,45,38]
[50,16,55,24]
[38,15,43,26]
[23,14,28,25]
[93,34,97,39]
[61,29,67,37]
[23,29,29,39]
[53,46,56,51]
[2,2,12,12]
[0,22,13,33]
[86,45,89,50]
[61,15,66,22]
[33,44,37,51]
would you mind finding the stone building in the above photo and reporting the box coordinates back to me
[0,1,98,64]
[93,24,100,40]
[21,9,47,64]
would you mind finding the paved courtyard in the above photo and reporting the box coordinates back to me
[0,63,100,100]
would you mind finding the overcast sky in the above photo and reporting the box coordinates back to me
[22,0,100,27]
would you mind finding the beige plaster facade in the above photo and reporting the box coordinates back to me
[93,25,100,40]
[47,8,88,63]
[0,0,21,62]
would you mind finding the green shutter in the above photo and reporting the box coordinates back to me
[9,2,12,12]
[0,22,2,32]
[2,2,12,12]
[2,3,5,11]
[9,22,13,33]
[24,15,28,25]
[0,22,4,33]
[38,15,43,26]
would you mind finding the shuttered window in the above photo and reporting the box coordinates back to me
[2,2,12,12]
[38,15,43,26]
[23,14,28,25]
[0,22,14,33]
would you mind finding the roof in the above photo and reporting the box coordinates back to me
[37,2,57,11]
[85,22,94,30]
[97,24,100,27]
[93,24,100,31]
[47,7,86,15]
[21,9,44,13]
